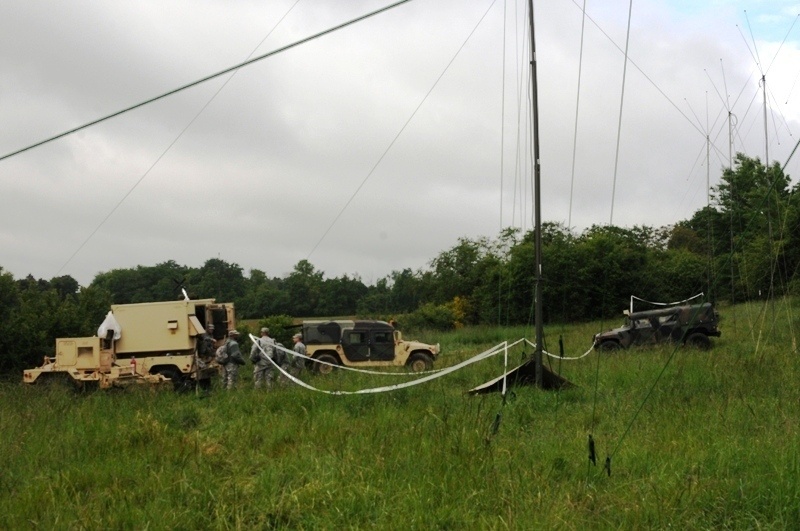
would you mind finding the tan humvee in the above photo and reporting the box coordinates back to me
[23,298,235,389]
[302,320,440,374]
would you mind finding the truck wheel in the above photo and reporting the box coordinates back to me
[37,373,75,390]
[598,341,621,352]
[407,352,434,372]
[156,367,191,392]
[314,353,339,375]
[685,333,711,350]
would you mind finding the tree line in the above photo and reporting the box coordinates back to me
[1,153,797,374]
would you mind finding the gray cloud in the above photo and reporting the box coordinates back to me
[1,0,799,286]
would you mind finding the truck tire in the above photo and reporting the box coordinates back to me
[37,373,74,390]
[407,352,434,372]
[313,353,339,375]
[685,333,711,350]
[155,367,192,392]
[598,341,621,352]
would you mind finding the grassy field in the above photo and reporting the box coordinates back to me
[1,300,799,529]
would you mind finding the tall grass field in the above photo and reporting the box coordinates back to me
[1,300,799,528]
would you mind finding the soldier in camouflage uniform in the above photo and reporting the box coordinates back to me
[196,324,215,368]
[217,329,244,389]
[288,333,306,377]
[250,327,276,389]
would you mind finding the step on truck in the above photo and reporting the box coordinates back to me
[302,319,440,374]
[23,298,235,390]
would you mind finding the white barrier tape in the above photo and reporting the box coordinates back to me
[630,293,704,313]
[248,334,510,395]
[523,339,594,361]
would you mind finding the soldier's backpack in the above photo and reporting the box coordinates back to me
[198,334,213,357]
[215,345,229,365]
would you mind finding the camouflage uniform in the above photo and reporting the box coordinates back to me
[250,330,276,389]
[196,326,215,369]
[288,335,306,377]
[218,331,244,389]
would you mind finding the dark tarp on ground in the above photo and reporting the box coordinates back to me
[468,358,574,394]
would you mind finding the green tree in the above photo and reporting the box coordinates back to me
[710,153,793,301]
[388,269,423,313]
[238,269,290,318]
[317,274,368,317]
[188,259,246,302]
[357,278,391,316]
[285,260,323,317]
[0,268,22,374]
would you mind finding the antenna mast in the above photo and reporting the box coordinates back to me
[527,0,543,387]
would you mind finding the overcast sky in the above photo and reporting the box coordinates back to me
[1,0,799,287]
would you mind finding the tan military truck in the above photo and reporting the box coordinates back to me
[23,298,235,390]
[302,319,440,374]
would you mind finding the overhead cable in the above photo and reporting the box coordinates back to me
[0,0,412,163]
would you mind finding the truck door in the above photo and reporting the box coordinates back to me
[342,330,370,362]
[370,329,394,361]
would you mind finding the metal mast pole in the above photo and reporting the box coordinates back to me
[762,74,768,165]
[528,0,543,387]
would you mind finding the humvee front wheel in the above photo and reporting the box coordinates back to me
[685,333,711,350]
[598,341,621,352]
[314,353,339,375]
[407,352,434,372]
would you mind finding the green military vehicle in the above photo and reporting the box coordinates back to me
[302,319,440,374]
[23,298,235,389]
[593,302,721,351]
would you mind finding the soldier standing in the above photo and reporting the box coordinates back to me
[217,329,244,389]
[288,333,306,377]
[197,324,215,361]
[195,324,215,391]
[250,327,276,389]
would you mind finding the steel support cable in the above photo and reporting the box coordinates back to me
[591,0,636,474]
[765,14,799,76]
[0,0,412,163]
[498,0,508,326]
[692,145,800,356]
[510,18,529,231]
[742,12,763,75]
[706,64,757,130]
[569,0,704,140]
[785,67,800,104]
[737,88,764,142]
[54,0,303,276]
[608,0,634,226]
[766,85,796,147]
[770,144,800,345]
[587,327,603,476]
[306,0,498,260]
[607,294,717,464]
[567,0,588,229]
